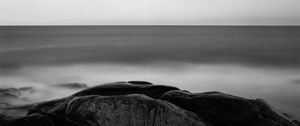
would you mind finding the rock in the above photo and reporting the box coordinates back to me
[250,99,297,126]
[72,82,179,99]
[0,104,35,125]
[1,81,297,126]
[161,90,297,126]
[6,94,207,126]
[161,90,259,126]
[65,94,206,126]
[293,120,300,126]
[127,81,153,85]
[28,97,71,115]
[1,113,79,126]
[255,118,284,126]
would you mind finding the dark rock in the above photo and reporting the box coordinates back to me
[250,99,297,126]
[28,97,71,115]
[65,94,206,126]
[0,104,34,125]
[16,94,207,126]
[1,113,79,126]
[161,90,297,126]
[255,118,284,126]
[293,120,300,126]
[127,81,153,85]
[72,82,179,99]
[161,90,259,126]
[1,81,297,126]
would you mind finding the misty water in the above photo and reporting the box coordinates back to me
[0,26,299,119]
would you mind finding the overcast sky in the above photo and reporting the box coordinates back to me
[0,0,299,25]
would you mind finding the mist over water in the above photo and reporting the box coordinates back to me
[0,26,300,119]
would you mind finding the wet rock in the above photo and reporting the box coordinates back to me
[161,90,297,126]
[0,104,35,125]
[1,81,298,126]
[127,81,153,85]
[72,82,179,99]
[293,120,300,126]
[28,97,71,115]
[250,99,297,126]
[1,113,79,126]
[161,90,258,126]
[255,118,284,126]
[65,94,206,126]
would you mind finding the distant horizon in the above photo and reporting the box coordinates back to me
[1,25,300,26]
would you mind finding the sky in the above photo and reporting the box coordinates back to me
[0,0,299,25]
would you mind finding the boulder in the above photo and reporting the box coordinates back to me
[127,81,153,85]
[1,113,79,126]
[29,81,179,115]
[28,97,71,115]
[255,118,284,126]
[250,99,297,126]
[161,90,297,126]
[293,120,300,126]
[65,94,207,126]
[72,82,179,99]
[4,94,208,126]
[2,81,298,126]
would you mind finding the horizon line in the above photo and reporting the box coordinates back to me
[1,24,299,27]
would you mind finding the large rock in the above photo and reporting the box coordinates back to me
[161,90,297,126]
[72,81,179,99]
[293,120,300,126]
[250,99,297,126]
[1,81,298,126]
[1,113,78,126]
[65,95,207,126]
[27,97,71,115]
[3,94,207,126]
[28,81,178,115]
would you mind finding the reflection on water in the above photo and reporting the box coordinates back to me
[0,63,300,119]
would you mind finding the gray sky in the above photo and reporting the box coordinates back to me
[0,0,299,25]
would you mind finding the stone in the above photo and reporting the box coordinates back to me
[65,94,207,126]
[72,82,179,99]
[161,90,297,126]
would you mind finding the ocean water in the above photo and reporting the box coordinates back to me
[0,26,300,119]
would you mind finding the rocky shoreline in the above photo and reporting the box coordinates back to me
[1,81,299,126]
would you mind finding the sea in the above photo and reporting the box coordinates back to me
[0,26,299,119]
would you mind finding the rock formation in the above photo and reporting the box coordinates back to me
[1,81,299,126]
[161,90,297,126]
[72,81,179,99]
[66,95,205,126]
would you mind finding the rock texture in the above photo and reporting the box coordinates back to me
[66,95,206,126]
[1,81,299,126]
[72,81,179,99]
[161,90,297,126]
